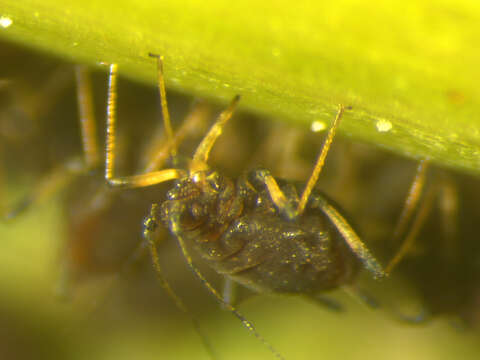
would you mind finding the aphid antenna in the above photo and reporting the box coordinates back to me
[191,95,241,165]
[142,100,212,174]
[186,94,241,186]
[148,53,176,157]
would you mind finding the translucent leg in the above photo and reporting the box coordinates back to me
[385,169,436,275]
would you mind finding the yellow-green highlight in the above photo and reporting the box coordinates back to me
[0,0,479,173]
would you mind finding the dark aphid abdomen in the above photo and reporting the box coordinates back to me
[160,169,361,295]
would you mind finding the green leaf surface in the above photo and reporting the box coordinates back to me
[0,0,479,174]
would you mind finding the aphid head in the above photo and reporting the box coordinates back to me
[161,168,233,231]
[166,169,225,202]
[191,169,223,193]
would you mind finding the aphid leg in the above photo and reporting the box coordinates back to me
[222,277,238,308]
[310,193,386,279]
[391,308,431,325]
[143,204,219,360]
[103,63,185,189]
[0,154,4,216]
[58,214,149,302]
[0,159,81,221]
[438,174,459,261]
[387,173,457,324]
[307,294,345,312]
[2,66,100,221]
[55,186,119,300]
[75,66,100,169]
[158,204,285,360]
[23,65,73,122]
[296,104,345,215]
[56,66,105,297]
[390,160,430,245]
[0,66,72,146]
[342,285,380,309]
[251,168,298,219]
[385,182,437,274]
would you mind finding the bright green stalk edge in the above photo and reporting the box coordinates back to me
[0,0,479,175]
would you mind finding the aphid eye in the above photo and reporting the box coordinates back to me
[192,172,203,184]
[166,188,178,200]
[208,178,220,191]
[206,172,221,191]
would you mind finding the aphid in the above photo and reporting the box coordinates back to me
[1,49,442,359]
[103,54,430,359]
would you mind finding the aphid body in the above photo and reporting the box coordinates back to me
[158,169,362,295]
[106,54,392,359]
[3,51,429,360]
[138,91,385,300]
[131,85,385,302]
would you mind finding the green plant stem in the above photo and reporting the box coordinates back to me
[0,0,479,174]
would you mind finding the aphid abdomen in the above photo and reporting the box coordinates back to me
[214,212,360,294]
[161,169,360,295]
[224,171,360,294]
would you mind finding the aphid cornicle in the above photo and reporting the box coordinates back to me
[104,54,392,359]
